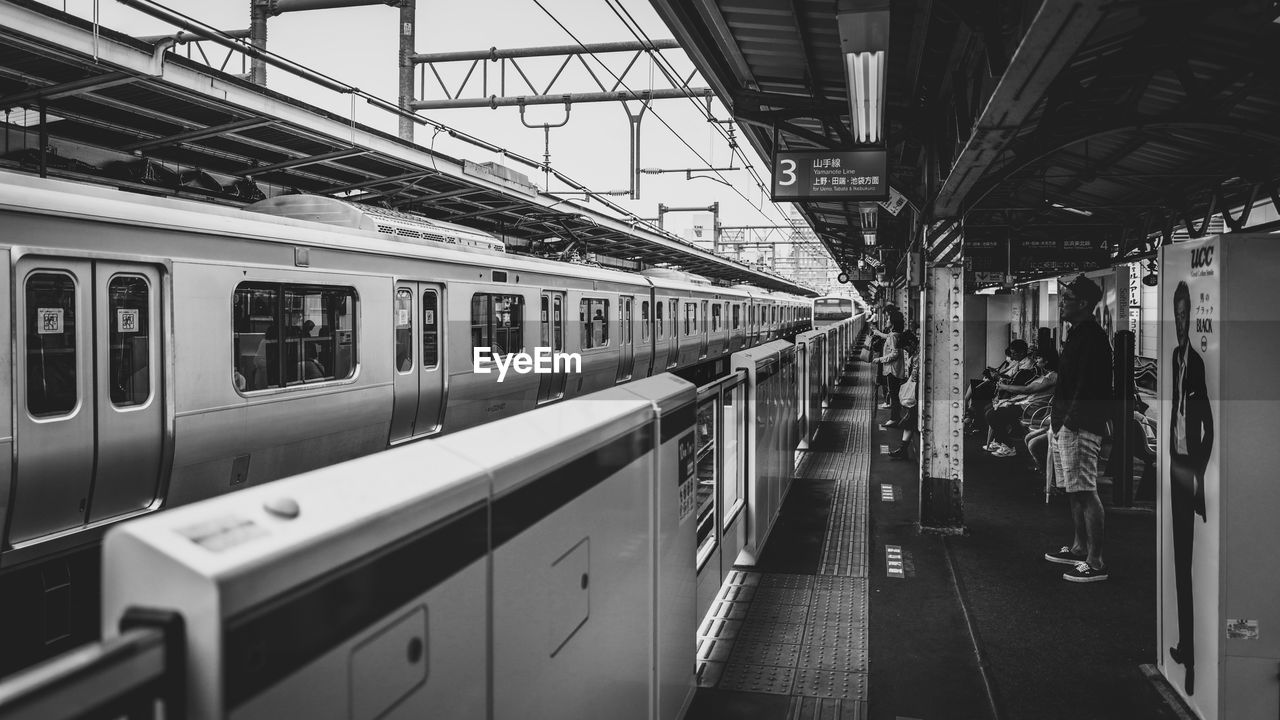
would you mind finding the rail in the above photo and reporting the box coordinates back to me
[0,609,184,720]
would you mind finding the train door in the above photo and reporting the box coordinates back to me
[11,258,165,542]
[666,298,679,368]
[390,282,446,444]
[537,291,567,403]
[699,299,709,359]
[615,295,634,382]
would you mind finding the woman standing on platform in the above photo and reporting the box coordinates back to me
[871,307,905,425]
[886,331,919,460]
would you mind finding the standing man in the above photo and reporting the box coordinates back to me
[1043,275,1113,582]
[1167,280,1213,695]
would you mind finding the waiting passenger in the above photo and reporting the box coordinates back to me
[302,344,326,381]
[1044,274,1112,583]
[886,332,920,460]
[871,306,905,423]
[983,350,1058,457]
[965,340,1034,432]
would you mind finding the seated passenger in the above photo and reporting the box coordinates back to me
[302,344,326,381]
[983,350,1058,458]
[966,340,1034,431]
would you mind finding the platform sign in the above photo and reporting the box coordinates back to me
[771,150,888,202]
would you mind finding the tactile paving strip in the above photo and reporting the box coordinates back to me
[718,662,797,695]
[728,639,802,668]
[792,668,868,700]
[786,695,867,720]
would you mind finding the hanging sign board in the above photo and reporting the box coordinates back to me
[771,150,888,202]
[878,186,909,216]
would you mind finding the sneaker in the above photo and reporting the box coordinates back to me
[980,442,996,452]
[878,402,893,409]
[1063,561,1109,583]
[991,444,1016,458]
[1044,546,1085,565]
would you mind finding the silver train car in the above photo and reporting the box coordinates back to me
[0,169,809,661]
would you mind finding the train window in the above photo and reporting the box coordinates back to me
[233,282,357,391]
[621,299,633,345]
[540,296,550,347]
[108,275,150,407]
[683,302,697,336]
[671,299,678,338]
[25,272,78,417]
[732,304,740,330]
[579,298,610,349]
[394,289,413,373]
[711,303,722,331]
[701,300,709,333]
[641,301,650,341]
[654,301,663,339]
[422,290,439,369]
[472,293,525,357]
[552,295,564,352]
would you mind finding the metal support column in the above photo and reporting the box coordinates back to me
[249,0,270,85]
[1111,330,1137,507]
[920,263,966,530]
[397,0,415,142]
[624,101,648,200]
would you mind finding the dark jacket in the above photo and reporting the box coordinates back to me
[1050,318,1112,435]
[1170,344,1214,471]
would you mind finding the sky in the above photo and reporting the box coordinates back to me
[43,0,805,251]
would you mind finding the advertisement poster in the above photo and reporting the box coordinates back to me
[1159,237,1221,717]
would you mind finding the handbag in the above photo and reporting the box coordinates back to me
[898,378,918,408]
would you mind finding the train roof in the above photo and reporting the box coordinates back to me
[0,170,810,302]
[243,195,506,254]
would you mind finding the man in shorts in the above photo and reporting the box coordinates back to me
[1043,275,1113,582]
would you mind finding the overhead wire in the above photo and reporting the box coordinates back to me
[599,0,839,257]
[531,0,832,269]
[528,0,787,229]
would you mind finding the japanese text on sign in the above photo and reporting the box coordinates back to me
[772,150,888,201]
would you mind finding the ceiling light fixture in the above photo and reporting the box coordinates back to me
[837,1,889,146]
[1049,201,1094,217]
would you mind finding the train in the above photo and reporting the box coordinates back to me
[0,169,812,671]
[813,295,859,327]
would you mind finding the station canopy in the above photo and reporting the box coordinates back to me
[651,0,1280,284]
[0,0,814,296]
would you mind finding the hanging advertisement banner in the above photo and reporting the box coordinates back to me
[1159,236,1221,718]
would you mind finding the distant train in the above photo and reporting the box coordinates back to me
[0,170,811,585]
[813,295,857,327]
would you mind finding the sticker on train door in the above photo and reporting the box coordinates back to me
[38,307,63,334]
[677,433,696,521]
[117,308,139,333]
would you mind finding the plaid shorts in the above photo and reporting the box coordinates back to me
[1051,426,1103,493]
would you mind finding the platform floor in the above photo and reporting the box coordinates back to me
[687,361,1192,720]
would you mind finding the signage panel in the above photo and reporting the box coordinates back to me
[1159,236,1221,718]
[771,150,888,201]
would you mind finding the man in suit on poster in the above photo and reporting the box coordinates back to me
[1168,280,1214,695]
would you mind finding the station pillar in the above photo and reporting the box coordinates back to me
[398,0,416,142]
[920,263,965,530]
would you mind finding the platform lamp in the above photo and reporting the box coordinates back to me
[837,0,890,146]
[859,202,878,247]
